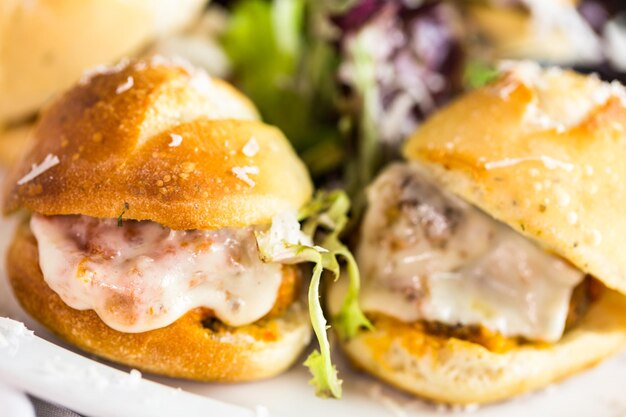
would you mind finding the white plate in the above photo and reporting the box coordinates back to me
[2,173,626,417]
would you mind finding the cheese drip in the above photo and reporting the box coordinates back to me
[358,163,584,342]
[31,214,285,333]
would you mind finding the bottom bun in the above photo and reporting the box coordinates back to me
[7,221,311,381]
[329,283,626,404]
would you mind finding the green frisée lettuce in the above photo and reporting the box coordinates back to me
[464,60,499,90]
[255,191,372,398]
[342,25,380,199]
[298,191,371,341]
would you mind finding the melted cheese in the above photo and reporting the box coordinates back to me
[31,214,284,333]
[358,163,584,342]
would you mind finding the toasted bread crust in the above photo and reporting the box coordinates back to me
[330,288,626,404]
[7,221,311,381]
[3,59,313,230]
[405,63,626,295]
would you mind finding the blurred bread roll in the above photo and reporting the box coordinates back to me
[0,0,206,124]
[330,62,626,404]
[465,0,602,65]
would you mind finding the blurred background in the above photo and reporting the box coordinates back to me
[2,0,625,198]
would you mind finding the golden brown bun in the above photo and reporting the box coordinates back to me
[7,222,311,381]
[2,58,313,230]
[405,62,626,296]
[0,123,34,167]
[335,62,626,403]
[330,287,626,404]
[0,0,206,123]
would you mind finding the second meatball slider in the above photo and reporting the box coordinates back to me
[330,62,626,404]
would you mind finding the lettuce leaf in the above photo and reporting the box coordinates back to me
[255,190,371,398]
[299,191,372,341]
[324,240,370,340]
[221,0,344,177]
[464,60,499,89]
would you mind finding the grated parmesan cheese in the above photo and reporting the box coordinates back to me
[148,54,195,74]
[484,156,574,172]
[188,68,214,95]
[134,61,148,71]
[231,166,259,187]
[127,369,142,387]
[17,154,60,185]
[168,133,183,147]
[79,58,130,85]
[242,137,260,157]
[115,76,134,94]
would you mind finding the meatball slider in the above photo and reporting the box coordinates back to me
[3,58,368,397]
[329,62,626,404]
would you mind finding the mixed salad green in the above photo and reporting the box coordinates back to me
[221,0,463,193]
[222,0,345,177]
[216,0,626,193]
[255,191,371,398]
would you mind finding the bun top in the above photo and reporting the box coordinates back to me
[3,57,313,230]
[405,62,626,295]
[0,0,206,123]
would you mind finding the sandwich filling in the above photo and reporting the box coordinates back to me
[31,214,296,333]
[29,191,370,398]
[358,162,587,343]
